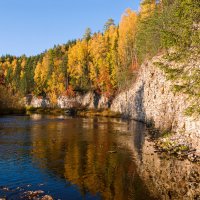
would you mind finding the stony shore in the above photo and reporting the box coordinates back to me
[147,128,200,164]
[0,185,54,200]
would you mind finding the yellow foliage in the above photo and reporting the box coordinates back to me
[68,40,88,78]
[11,59,17,71]
[68,39,90,89]
[118,8,137,69]
[140,0,156,19]
[20,71,25,79]
[21,58,26,69]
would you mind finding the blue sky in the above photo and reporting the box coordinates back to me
[0,0,140,56]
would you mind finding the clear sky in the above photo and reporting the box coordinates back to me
[0,0,140,57]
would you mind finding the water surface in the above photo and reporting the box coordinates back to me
[0,115,199,200]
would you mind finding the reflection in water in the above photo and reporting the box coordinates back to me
[120,120,200,200]
[0,115,199,200]
[132,134,200,200]
[30,117,153,200]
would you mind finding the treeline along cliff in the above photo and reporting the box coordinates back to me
[0,0,199,114]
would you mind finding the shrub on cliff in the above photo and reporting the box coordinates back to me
[136,0,200,64]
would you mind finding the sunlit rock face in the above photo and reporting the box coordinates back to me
[27,91,110,110]
[57,92,110,109]
[111,55,200,153]
[26,95,50,108]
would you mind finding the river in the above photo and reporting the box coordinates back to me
[0,115,199,200]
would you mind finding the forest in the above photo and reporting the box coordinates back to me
[0,0,199,109]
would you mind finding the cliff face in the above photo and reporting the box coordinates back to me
[27,92,110,110]
[57,92,110,110]
[111,55,200,153]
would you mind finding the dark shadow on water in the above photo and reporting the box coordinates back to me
[133,122,145,162]
[133,83,146,162]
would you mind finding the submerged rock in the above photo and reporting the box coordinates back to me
[22,190,45,199]
[41,195,53,200]
[0,186,9,191]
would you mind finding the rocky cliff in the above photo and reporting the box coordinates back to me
[26,92,110,110]
[111,55,200,154]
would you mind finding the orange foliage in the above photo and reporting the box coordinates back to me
[64,85,75,97]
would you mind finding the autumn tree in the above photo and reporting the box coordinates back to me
[68,39,90,91]
[140,0,157,19]
[89,25,118,97]
[83,28,92,41]
[135,0,162,64]
[104,18,115,31]
[34,55,49,95]
[118,8,138,89]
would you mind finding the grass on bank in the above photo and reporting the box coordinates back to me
[26,105,122,118]
[77,108,121,118]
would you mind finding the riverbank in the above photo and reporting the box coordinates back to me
[147,128,200,164]
[4,104,199,163]
[1,104,200,164]
[26,106,121,118]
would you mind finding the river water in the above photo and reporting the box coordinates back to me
[0,115,199,200]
